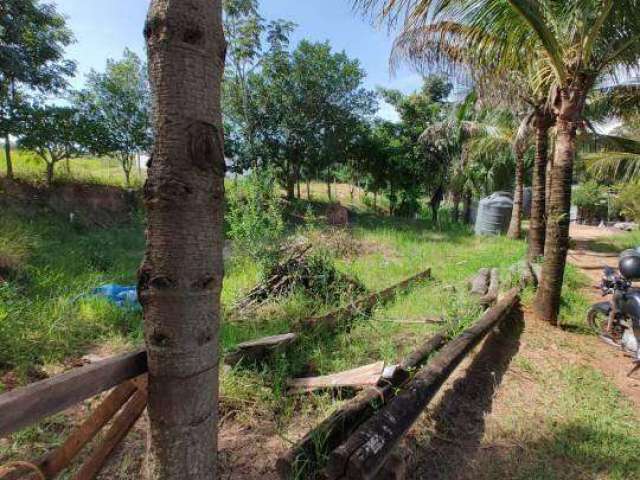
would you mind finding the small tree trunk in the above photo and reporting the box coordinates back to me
[529,114,551,258]
[507,151,524,239]
[545,152,553,220]
[306,178,311,199]
[535,92,583,325]
[326,174,332,201]
[46,162,55,186]
[462,190,472,224]
[141,1,226,478]
[4,133,13,179]
[285,176,295,200]
[451,191,461,223]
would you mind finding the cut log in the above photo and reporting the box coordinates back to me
[479,268,500,307]
[288,362,385,394]
[327,288,520,480]
[224,333,297,366]
[72,378,148,480]
[301,269,431,331]
[469,268,490,296]
[0,350,147,438]
[276,332,446,479]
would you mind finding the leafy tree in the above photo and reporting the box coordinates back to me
[0,0,75,178]
[248,40,377,198]
[19,105,88,185]
[223,0,296,172]
[373,76,452,218]
[358,0,640,325]
[75,49,151,186]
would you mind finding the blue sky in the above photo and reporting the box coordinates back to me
[54,0,426,121]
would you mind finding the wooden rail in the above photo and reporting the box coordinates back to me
[0,349,147,438]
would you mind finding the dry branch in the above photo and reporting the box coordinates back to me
[326,288,520,480]
[276,332,446,479]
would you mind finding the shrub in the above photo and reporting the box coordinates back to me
[615,182,640,222]
[226,171,285,266]
[573,181,613,224]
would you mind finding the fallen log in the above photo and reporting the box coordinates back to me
[224,333,297,366]
[72,378,148,480]
[301,269,432,331]
[288,362,385,394]
[469,268,490,296]
[276,331,446,479]
[479,268,500,307]
[326,288,520,480]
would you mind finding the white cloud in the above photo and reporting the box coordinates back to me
[376,100,400,123]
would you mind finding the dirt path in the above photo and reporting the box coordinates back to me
[566,224,640,406]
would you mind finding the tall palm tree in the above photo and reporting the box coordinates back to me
[356,0,640,325]
[142,0,226,478]
[392,21,554,248]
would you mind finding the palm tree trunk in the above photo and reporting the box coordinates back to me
[535,113,578,325]
[528,116,550,258]
[46,162,55,186]
[507,152,524,239]
[451,191,461,223]
[4,133,13,179]
[141,1,225,478]
[462,190,472,224]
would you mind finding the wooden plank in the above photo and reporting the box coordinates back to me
[326,288,520,480]
[288,362,385,393]
[0,350,147,438]
[224,333,297,366]
[37,380,139,478]
[276,332,446,479]
[72,379,148,480]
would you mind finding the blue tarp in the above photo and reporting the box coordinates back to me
[91,284,140,310]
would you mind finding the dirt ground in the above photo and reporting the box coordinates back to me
[567,223,640,407]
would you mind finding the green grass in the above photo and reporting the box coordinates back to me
[587,228,640,253]
[512,365,640,480]
[3,181,639,479]
[1,148,145,188]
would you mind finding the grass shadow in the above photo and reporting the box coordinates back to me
[409,306,524,480]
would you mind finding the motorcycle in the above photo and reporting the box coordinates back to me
[587,261,640,377]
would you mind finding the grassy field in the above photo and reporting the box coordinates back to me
[1,149,145,188]
[1,177,639,479]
